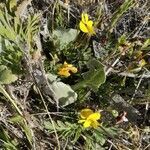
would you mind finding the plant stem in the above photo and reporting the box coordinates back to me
[0,85,23,116]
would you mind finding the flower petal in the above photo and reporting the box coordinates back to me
[91,120,100,128]
[58,62,77,77]
[88,112,101,120]
[87,21,95,35]
[78,119,85,123]
[63,62,72,68]
[58,68,70,77]
[63,62,67,67]
[80,109,93,119]
[83,120,91,128]
[69,66,78,73]
[87,20,93,27]
[79,21,89,33]
[81,13,89,24]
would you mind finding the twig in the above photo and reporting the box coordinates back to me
[36,86,61,150]
[106,56,121,75]
[108,143,113,150]
[110,70,150,78]
[144,144,150,150]
[63,137,69,150]
[143,102,149,124]
[107,139,119,150]
[131,72,144,100]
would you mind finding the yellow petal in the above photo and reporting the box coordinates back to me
[63,62,72,67]
[58,68,70,77]
[68,65,74,68]
[87,21,95,35]
[81,13,89,24]
[87,20,93,27]
[91,120,100,128]
[83,120,91,128]
[88,112,101,120]
[78,119,85,123]
[64,61,68,65]
[69,66,78,73]
[80,109,93,119]
[79,21,89,33]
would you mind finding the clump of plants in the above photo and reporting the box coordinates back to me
[0,0,149,149]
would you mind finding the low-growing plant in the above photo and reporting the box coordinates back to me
[0,0,149,149]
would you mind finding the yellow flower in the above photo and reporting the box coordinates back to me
[78,108,101,128]
[58,61,78,77]
[79,13,95,35]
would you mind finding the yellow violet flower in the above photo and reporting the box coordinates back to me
[79,13,95,35]
[58,61,78,77]
[78,108,101,128]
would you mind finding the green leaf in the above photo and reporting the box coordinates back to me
[96,126,118,138]
[0,126,9,143]
[0,10,16,41]
[53,28,78,50]
[44,121,53,131]
[0,126,17,150]
[74,59,106,91]
[93,131,106,146]
[51,81,78,107]
[25,14,40,46]
[142,38,150,50]
[0,65,17,84]
[44,120,76,132]
[9,115,24,123]
[8,115,33,145]
[0,26,16,41]
[104,127,119,136]
[21,122,33,145]
[44,120,80,142]
[118,34,127,45]
[9,115,33,145]
[72,127,82,144]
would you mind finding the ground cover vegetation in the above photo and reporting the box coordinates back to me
[0,0,149,149]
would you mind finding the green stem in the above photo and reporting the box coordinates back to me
[0,85,23,116]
